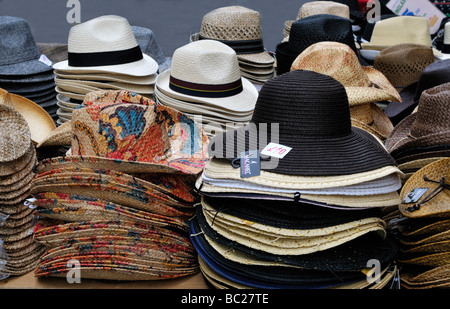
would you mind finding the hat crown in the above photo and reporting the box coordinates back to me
[0,16,40,66]
[410,82,450,137]
[67,15,139,53]
[297,1,350,19]
[413,59,450,101]
[200,6,262,41]
[251,70,352,137]
[170,40,242,85]
[289,14,356,53]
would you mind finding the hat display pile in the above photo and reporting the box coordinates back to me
[191,70,402,289]
[0,16,58,124]
[290,41,399,141]
[385,82,450,183]
[155,40,259,138]
[394,158,450,288]
[52,15,160,125]
[29,89,210,280]
[0,103,44,278]
[190,6,275,85]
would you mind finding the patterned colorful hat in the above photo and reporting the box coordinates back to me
[36,90,209,175]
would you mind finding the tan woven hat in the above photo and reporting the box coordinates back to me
[373,43,436,91]
[360,16,441,57]
[399,158,449,218]
[282,1,350,41]
[191,6,274,66]
[0,103,31,163]
[385,82,450,156]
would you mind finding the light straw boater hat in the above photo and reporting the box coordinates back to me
[53,15,158,77]
[156,40,258,113]
[190,6,274,66]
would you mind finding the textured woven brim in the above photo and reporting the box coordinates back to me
[400,239,450,255]
[211,122,398,177]
[401,218,450,237]
[203,157,402,190]
[53,54,158,77]
[0,143,36,179]
[36,121,72,149]
[400,230,450,248]
[55,78,155,96]
[398,157,447,175]
[54,70,157,85]
[400,264,450,288]
[398,251,450,268]
[191,213,399,272]
[399,158,450,218]
[350,103,394,140]
[155,69,258,114]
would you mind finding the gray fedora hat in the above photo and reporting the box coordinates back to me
[0,16,54,76]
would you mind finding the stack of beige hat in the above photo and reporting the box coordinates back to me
[155,39,258,138]
[0,103,43,278]
[53,15,159,125]
[190,6,275,85]
[281,1,351,42]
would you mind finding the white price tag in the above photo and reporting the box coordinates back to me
[260,142,292,159]
[39,54,53,67]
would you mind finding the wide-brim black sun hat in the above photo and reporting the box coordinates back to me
[208,70,396,176]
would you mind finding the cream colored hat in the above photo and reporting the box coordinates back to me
[155,40,258,114]
[53,15,158,77]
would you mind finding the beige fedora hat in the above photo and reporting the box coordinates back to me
[53,15,158,77]
[155,40,258,113]
[0,88,55,145]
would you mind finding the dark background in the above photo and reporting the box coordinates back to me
[0,0,312,57]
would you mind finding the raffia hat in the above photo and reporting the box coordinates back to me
[385,83,450,158]
[190,6,274,66]
[36,90,210,175]
[399,158,449,219]
[53,15,158,77]
[0,88,55,145]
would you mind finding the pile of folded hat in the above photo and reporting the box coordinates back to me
[52,15,160,125]
[289,41,400,141]
[191,70,403,289]
[190,6,275,86]
[0,102,44,278]
[393,158,450,289]
[29,89,210,281]
[275,12,367,76]
[0,16,58,124]
[385,82,450,183]
[155,39,258,138]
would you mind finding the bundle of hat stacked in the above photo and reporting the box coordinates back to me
[191,70,403,289]
[0,103,44,278]
[52,16,163,126]
[0,16,58,124]
[29,90,210,281]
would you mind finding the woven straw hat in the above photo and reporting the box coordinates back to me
[385,83,450,158]
[191,6,274,66]
[282,1,350,41]
[373,43,436,91]
[155,40,258,113]
[53,15,158,77]
[400,264,450,289]
[385,59,450,126]
[209,70,399,177]
[360,16,440,56]
[399,158,449,218]
[0,103,31,163]
[39,90,209,175]
[437,21,450,60]
[0,88,55,145]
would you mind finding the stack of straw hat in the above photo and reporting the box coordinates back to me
[190,6,275,86]
[52,15,160,126]
[385,82,450,183]
[155,40,259,138]
[191,70,403,289]
[0,103,44,278]
[0,16,58,124]
[394,158,450,289]
[29,89,211,281]
[290,41,400,141]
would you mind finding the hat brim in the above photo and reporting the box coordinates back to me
[350,103,394,140]
[54,70,156,85]
[0,58,53,76]
[0,70,55,83]
[54,78,155,96]
[384,82,418,124]
[210,124,397,176]
[155,69,258,114]
[53,54,158,77]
